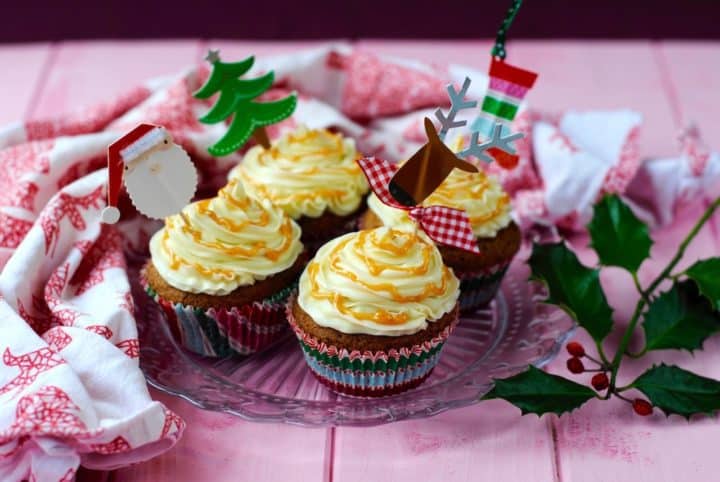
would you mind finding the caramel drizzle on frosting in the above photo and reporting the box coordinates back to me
[239,128,363,204]
[424,173,511,225]
[308,229,453,325]
[160,181,296,277]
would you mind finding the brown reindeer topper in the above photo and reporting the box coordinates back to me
[389,117,478,207]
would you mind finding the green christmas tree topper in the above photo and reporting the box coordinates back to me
[194,50,297,156]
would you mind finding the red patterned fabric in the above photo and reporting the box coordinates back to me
[342,51,448,119]
[356,157,479,253]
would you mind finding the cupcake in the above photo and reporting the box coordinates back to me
[288,226,460,397]
[142,179,305,357]
[360,168,521,311]
[229,125,369,248]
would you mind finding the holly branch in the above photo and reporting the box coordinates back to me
[484,195,720,418]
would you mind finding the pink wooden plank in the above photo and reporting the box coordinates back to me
[535,40,720,482]
[657,42,720,142]
[549,203,720,482]
[29,40,201,118]
[355,40,494,69]
[508,40,678,158]
[0,43,52,124]
[659,42,720,236]
[114,391,328,482]
[207,39,348,58]
[334,403,556,482]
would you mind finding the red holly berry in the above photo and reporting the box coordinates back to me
[632,398,653,416]
[591,373,609,391]
[566,357,585,374]
[566,341,585,357]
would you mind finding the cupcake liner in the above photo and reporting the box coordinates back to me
[141,273,296,357]
[286,296,458,397]
[455,261,510,311]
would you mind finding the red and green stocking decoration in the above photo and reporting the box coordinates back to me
[471,0,538,168]
[194,50,297,156]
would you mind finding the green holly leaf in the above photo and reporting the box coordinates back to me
[631,364,720,418]
[529,242,614,342]
[643,281,720,352]
[482,366,596,416]
[587,194,653,273]
[686,258,720,310]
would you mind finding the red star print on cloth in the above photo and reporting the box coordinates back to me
[1,386,87,441]
[115,80,203,134]
[42,328,73,352]
[56,155,105,191]
[25,87,151,141]
[549,130,579,153]
[160,407,185,439]
[0,211,34,250]
[86,325,113,340]
[0,348,66,396]
[39,185,105,256]
[342,52,448,119]
[0,140,53,210]
[603,126,641,194]
[89,436,131,455]
[17,295,53,334]
[45,263,71,310]
[119,291,134,313]
[115,339,139,359]
[71,226,125,296]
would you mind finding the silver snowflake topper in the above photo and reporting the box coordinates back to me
[459,122,524,163]
[434,77,477,142]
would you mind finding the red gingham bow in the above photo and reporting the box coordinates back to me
[357,157,480,254]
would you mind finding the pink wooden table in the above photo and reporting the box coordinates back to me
[4,39,719,482]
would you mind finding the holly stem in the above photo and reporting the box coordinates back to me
[608,196,720,390]
[593,340,611,366]
[631,271,649,303]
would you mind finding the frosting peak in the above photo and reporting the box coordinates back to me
[149,180,303,295]
[368,168,512,238]
[231,125,369,219]
[298,227,459,336]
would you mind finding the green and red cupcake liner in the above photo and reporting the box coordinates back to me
[455,260,510,311]
[286,296,458,397]
[141,273,296,357]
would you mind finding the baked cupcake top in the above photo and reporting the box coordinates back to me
[298,227,460,336]
[149,179,303,296]
[230,125,369,219]
[367,168,512,238]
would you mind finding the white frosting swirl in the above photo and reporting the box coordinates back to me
[230,125,369,219]
[149,180,303,295]
[298,227,459,336]
[367,168,512,238]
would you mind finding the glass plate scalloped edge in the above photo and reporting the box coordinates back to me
[134,258,575,427]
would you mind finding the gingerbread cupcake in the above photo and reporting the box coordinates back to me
[229,125,369,248]
[142,179,304,357]
[360,168,520,310]
[288,226,460,397]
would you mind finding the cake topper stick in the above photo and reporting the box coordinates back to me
[389,117,478,207]
[194,50,297,156]
[101,124,198,226]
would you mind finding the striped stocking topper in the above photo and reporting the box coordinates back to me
[435,0,538,170]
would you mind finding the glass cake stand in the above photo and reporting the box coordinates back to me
[133,252,574,427]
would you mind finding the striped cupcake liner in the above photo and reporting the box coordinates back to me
[455,261,510,311]
[286,296,458,397]
[141,273,296,357]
